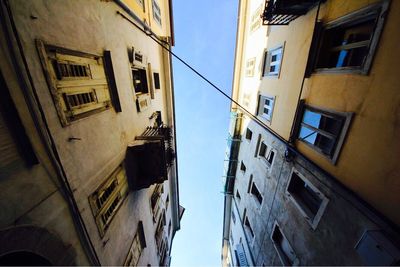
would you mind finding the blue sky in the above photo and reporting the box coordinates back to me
[170,0,238,266]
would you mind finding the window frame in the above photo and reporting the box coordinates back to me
[296,104,353,164]
[262,44,284,78]
[286,168,329,230]
[88,165,129,237]
[36,40,117,126]
[271,222,299,266]
[312,1,389,75]
[250,181,263,206]
[152,0,162,26]
[257,95,275,122]
[124,221,146,267]
[245,128,253,141]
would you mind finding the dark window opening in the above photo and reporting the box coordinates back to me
[153,72,161,89]
[132,68,148,94]
[244,217,254,238]
[271,224,297,265]
[287,172,322,219]
[251,182,263,205]
[240,161,246,172]
[267,150,275,166]
[317,19,376,69]
[236,190,241,201]
[259,142,267,158]
[245,128,253,140]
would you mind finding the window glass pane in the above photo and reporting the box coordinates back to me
[299,126,317,144]
[302,109,321,128]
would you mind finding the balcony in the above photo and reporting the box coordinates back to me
[262,0,322,25]
[125,126,175,191]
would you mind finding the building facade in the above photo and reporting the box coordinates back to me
[222,0,400,265]
[0,0,183,265]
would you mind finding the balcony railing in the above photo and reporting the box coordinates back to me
[262,0,322,25]
[125,125,175,191]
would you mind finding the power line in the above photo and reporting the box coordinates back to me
[116,10,400,235]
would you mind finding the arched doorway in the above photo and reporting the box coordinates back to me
[0,251,52,266]
[0,226,76,266]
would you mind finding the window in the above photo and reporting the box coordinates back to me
[132,68,149,95]
[245,58,256,77]
[89,165,129,237]
[247,175,253,193]
[240,161,246,172]
[150,184,164,223]
[262,46,283,77]
[231,211,236,224]
[250,181,263,205]
[124,221,146,267]
[136,0,145,11]
[259,142,267,158]
[250,4,263,32]
[271,223,299,266]
[236,190,241,202]
[286,169,329,229]
[37,41,115,126]
[266,150,275,167]
[168,220,172,237]
[257,95,275,121]
[312,1,389,74]
[297,105,353,163]
[152,0,162,26]
[153,72,161,89]
[244,216,254,240]
[165,195,169,211]
[245,128,253,140]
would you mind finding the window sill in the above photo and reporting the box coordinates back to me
[313,66,367,75]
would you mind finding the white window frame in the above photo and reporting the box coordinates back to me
[286,168,329,230]
[257,95,275,121]
[262,45,284,77]
[152,0,162,26]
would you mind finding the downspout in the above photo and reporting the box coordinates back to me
[0,1,100,265]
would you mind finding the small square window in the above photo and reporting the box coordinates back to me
[286,169,329,229]
[132,68,149,95]
[262,46,283,77]
[297,105,353,164]
[245,128,253,140]
[311,1,389,74]
[271,222,299,266]
[258,95,275,121]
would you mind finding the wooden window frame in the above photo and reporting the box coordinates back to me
[296,104,353,164]
[36,40,117,126]
[124,221,146,266]
[311,1,389,75]
[88,165,129,237]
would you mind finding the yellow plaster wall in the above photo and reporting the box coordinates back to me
[259,8,316,140]
[298,0,400,226]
